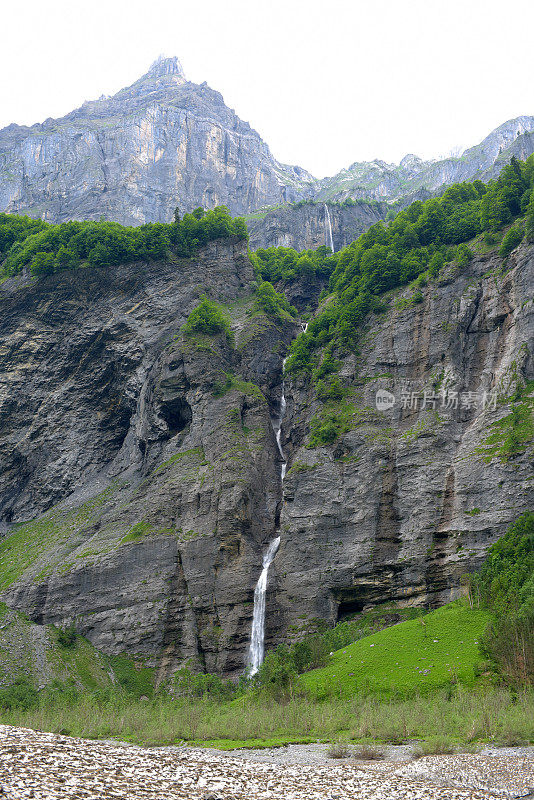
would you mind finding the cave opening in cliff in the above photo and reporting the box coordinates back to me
[336,598,365,622]
[160,396,192,435]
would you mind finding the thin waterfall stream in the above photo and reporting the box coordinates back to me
[247,357,288,675]
[247,536,280,675]
[324,203,335,252]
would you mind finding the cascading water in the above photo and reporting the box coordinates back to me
[324,203,335,253]
[247,535,281,675]
[274,357,288,480]
[247,358,288,675]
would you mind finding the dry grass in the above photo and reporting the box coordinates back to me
[327,742,351,759]
[352,744,385,760]
[1,687,532,749]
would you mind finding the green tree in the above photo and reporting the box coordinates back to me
[472,513,534,686]
[182,296,230,338]
[88,242,111,268]
[30,251,56,275]
[233,217,248,240]
[499,225,524,258]
[254,281,296,318]
[455,244,473,268]
[55,245,79,271]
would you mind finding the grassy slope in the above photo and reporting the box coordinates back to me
[300,601,491,699]
[2,600,532,748]
[0,603,114,690]
[0,603,156,695]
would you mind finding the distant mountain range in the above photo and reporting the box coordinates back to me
[1,56,534,249]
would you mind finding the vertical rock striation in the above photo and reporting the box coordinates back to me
[246,201,388,251]
[0,57,315,225]
[275,245,534,642]
[0,240,532,675]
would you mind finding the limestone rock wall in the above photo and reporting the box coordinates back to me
[246,202,388,252]
[0,58,314,225]
[0,239,532,676]
[272,246,534,643]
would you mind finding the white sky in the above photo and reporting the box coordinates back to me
[2,0,534,178]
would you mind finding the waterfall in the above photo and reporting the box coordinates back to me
[274,357,288,480]
[247,536,281,676]
[247,359,289,676]
[324,204,335,252]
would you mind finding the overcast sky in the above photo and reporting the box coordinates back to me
[2,0,534,178]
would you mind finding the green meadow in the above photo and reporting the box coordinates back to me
[301,601,491,699]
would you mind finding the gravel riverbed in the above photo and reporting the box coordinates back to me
[0,725,532,800]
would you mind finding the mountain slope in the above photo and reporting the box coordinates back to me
[300,601,490,698]
[2,57,534,253]
[0,56,315,225]
[315,116,534,205]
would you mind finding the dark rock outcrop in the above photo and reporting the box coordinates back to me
[0,240,295,676]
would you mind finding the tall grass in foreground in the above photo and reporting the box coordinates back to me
[2,688,532,748]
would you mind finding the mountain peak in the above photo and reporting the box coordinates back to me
[399,153,422,169]
[146,55,185,80]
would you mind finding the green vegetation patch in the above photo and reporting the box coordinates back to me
[152,447,207,477]
[477,382,534,462]
[307,397,376,448]
[119,521,178,545]
[108,655,155,698]
[468,512,533,686]
[0,483,120,590]
[212,371,265,400]
[0,206,248,278]
[253,280,296,320]
[0,607,115,693]
[394,290,424,310]
[182,296,233,342]
[300,601,490,699]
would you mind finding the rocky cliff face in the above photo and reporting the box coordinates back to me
[274,246,534,643]
[0,56,314,225]
[0,241,532,676]
[0,240,295,676]
[246,201,388,251]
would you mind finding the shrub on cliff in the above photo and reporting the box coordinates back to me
[182,296,232,339]
[253,280,297,319]
[57,625,77,649]
[499,224,524,258]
